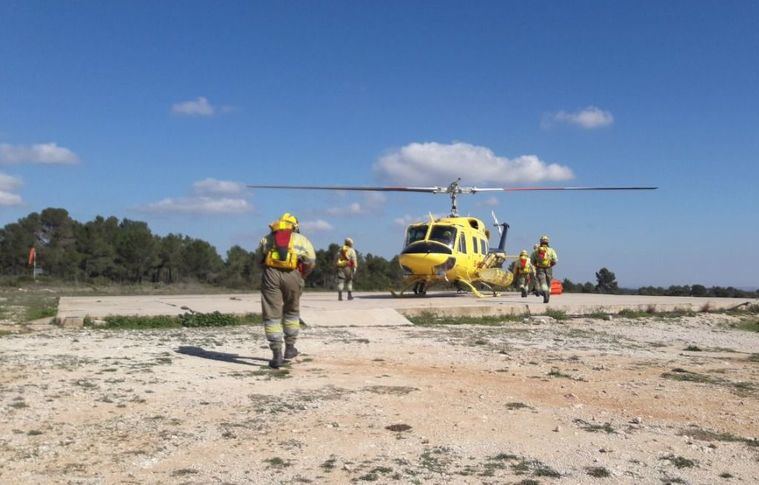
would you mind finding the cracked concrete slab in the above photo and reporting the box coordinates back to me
[56,292,756,326]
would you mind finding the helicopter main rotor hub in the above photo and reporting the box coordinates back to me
[438,178,465,216]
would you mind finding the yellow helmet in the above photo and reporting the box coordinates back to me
[539,235,550,244]
[519,250,529,257]
[344,237,354,247]
[270,212,299,231]
[280,212,297,225]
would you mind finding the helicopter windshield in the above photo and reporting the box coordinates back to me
[428,225,457,247]
[405,225,428,246]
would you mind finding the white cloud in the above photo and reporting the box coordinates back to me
[326,202,363,216]
[479,196,499,207]
[0,172,22,206]
[193,178,245,195]
[171,96,216,117]
[324,192,387,217]
[0,173,22,191]
[0,191,22,206]
[374,142,573,185]
[393,214,416,227]
[300,219,334,232]
[140,177,253,215]
[545,106,614,129]
[139,196,251,214]
[0,142,79,164]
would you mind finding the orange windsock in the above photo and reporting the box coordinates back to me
[28,247,36,266]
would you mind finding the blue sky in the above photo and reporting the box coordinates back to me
[1,1,757,287]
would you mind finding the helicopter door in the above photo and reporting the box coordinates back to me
[455,232,472,279]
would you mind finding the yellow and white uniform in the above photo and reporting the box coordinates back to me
[510,253,535,292]
[531,244,558,294]
[336,244,358,292]
[258,229,315,350]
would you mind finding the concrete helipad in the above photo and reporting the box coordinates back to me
[56,292,756,327]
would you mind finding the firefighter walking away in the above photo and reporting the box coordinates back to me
[258,213,316,369]
[336,237,357,300]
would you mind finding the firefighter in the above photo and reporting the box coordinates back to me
[336,237,358,301]
[531,235,558,303]
[510,249,534,298]
[258,213,316,368]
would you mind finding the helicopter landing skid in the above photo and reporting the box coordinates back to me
[389,291,428,298]
[477,282,500,297]
[455,279,487,298]
[390,280,428,298]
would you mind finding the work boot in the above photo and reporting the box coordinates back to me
[521,288,527,298]
[269,347,284,369]
[347,291,353,300]
[338,290,343,301]
[284,343,299,360]
[542,291,550,304]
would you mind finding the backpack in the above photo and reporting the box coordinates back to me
[264,230,298,270]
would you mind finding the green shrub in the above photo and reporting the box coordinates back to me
[180,311,240,327]
[545,308,568,321]
[409,311,521,326]
[101,314,180,329]
[96,312,262,330]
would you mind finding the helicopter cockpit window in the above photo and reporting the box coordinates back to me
[428,226,457,247]
[480,239,487,254]
[458,233,467,253]
[405,225,428,246]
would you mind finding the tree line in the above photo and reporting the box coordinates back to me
[0,208,400,290]
[562,267,759,299]
[0,208,754,297]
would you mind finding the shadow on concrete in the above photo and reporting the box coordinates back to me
[175,346,269,366]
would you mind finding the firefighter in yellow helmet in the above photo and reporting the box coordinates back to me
[257,213,316,368]
[510,249,535,298]
[530,235,558,303]
[336,237,358,300]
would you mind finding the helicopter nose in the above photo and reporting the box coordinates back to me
[399,253,453,276]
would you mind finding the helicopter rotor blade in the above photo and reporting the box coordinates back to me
[490,210,503,237]
[473,186,658,192]
[246,184,440,193]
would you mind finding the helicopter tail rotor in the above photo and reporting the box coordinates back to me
[490,211,510,253]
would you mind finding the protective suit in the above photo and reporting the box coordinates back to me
[510,250,535,298]
[336,238,357,300]
[530,235,558,303]
[258,213,316,368]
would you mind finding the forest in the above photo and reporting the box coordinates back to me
[1,208,755,298]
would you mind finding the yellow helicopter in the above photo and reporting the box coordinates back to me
[247,179,656,297]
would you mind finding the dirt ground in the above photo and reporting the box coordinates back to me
[1,313,757,484]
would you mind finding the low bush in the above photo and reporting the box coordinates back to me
[92,312,261,330]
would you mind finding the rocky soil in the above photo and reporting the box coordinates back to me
[1,313,757,484]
